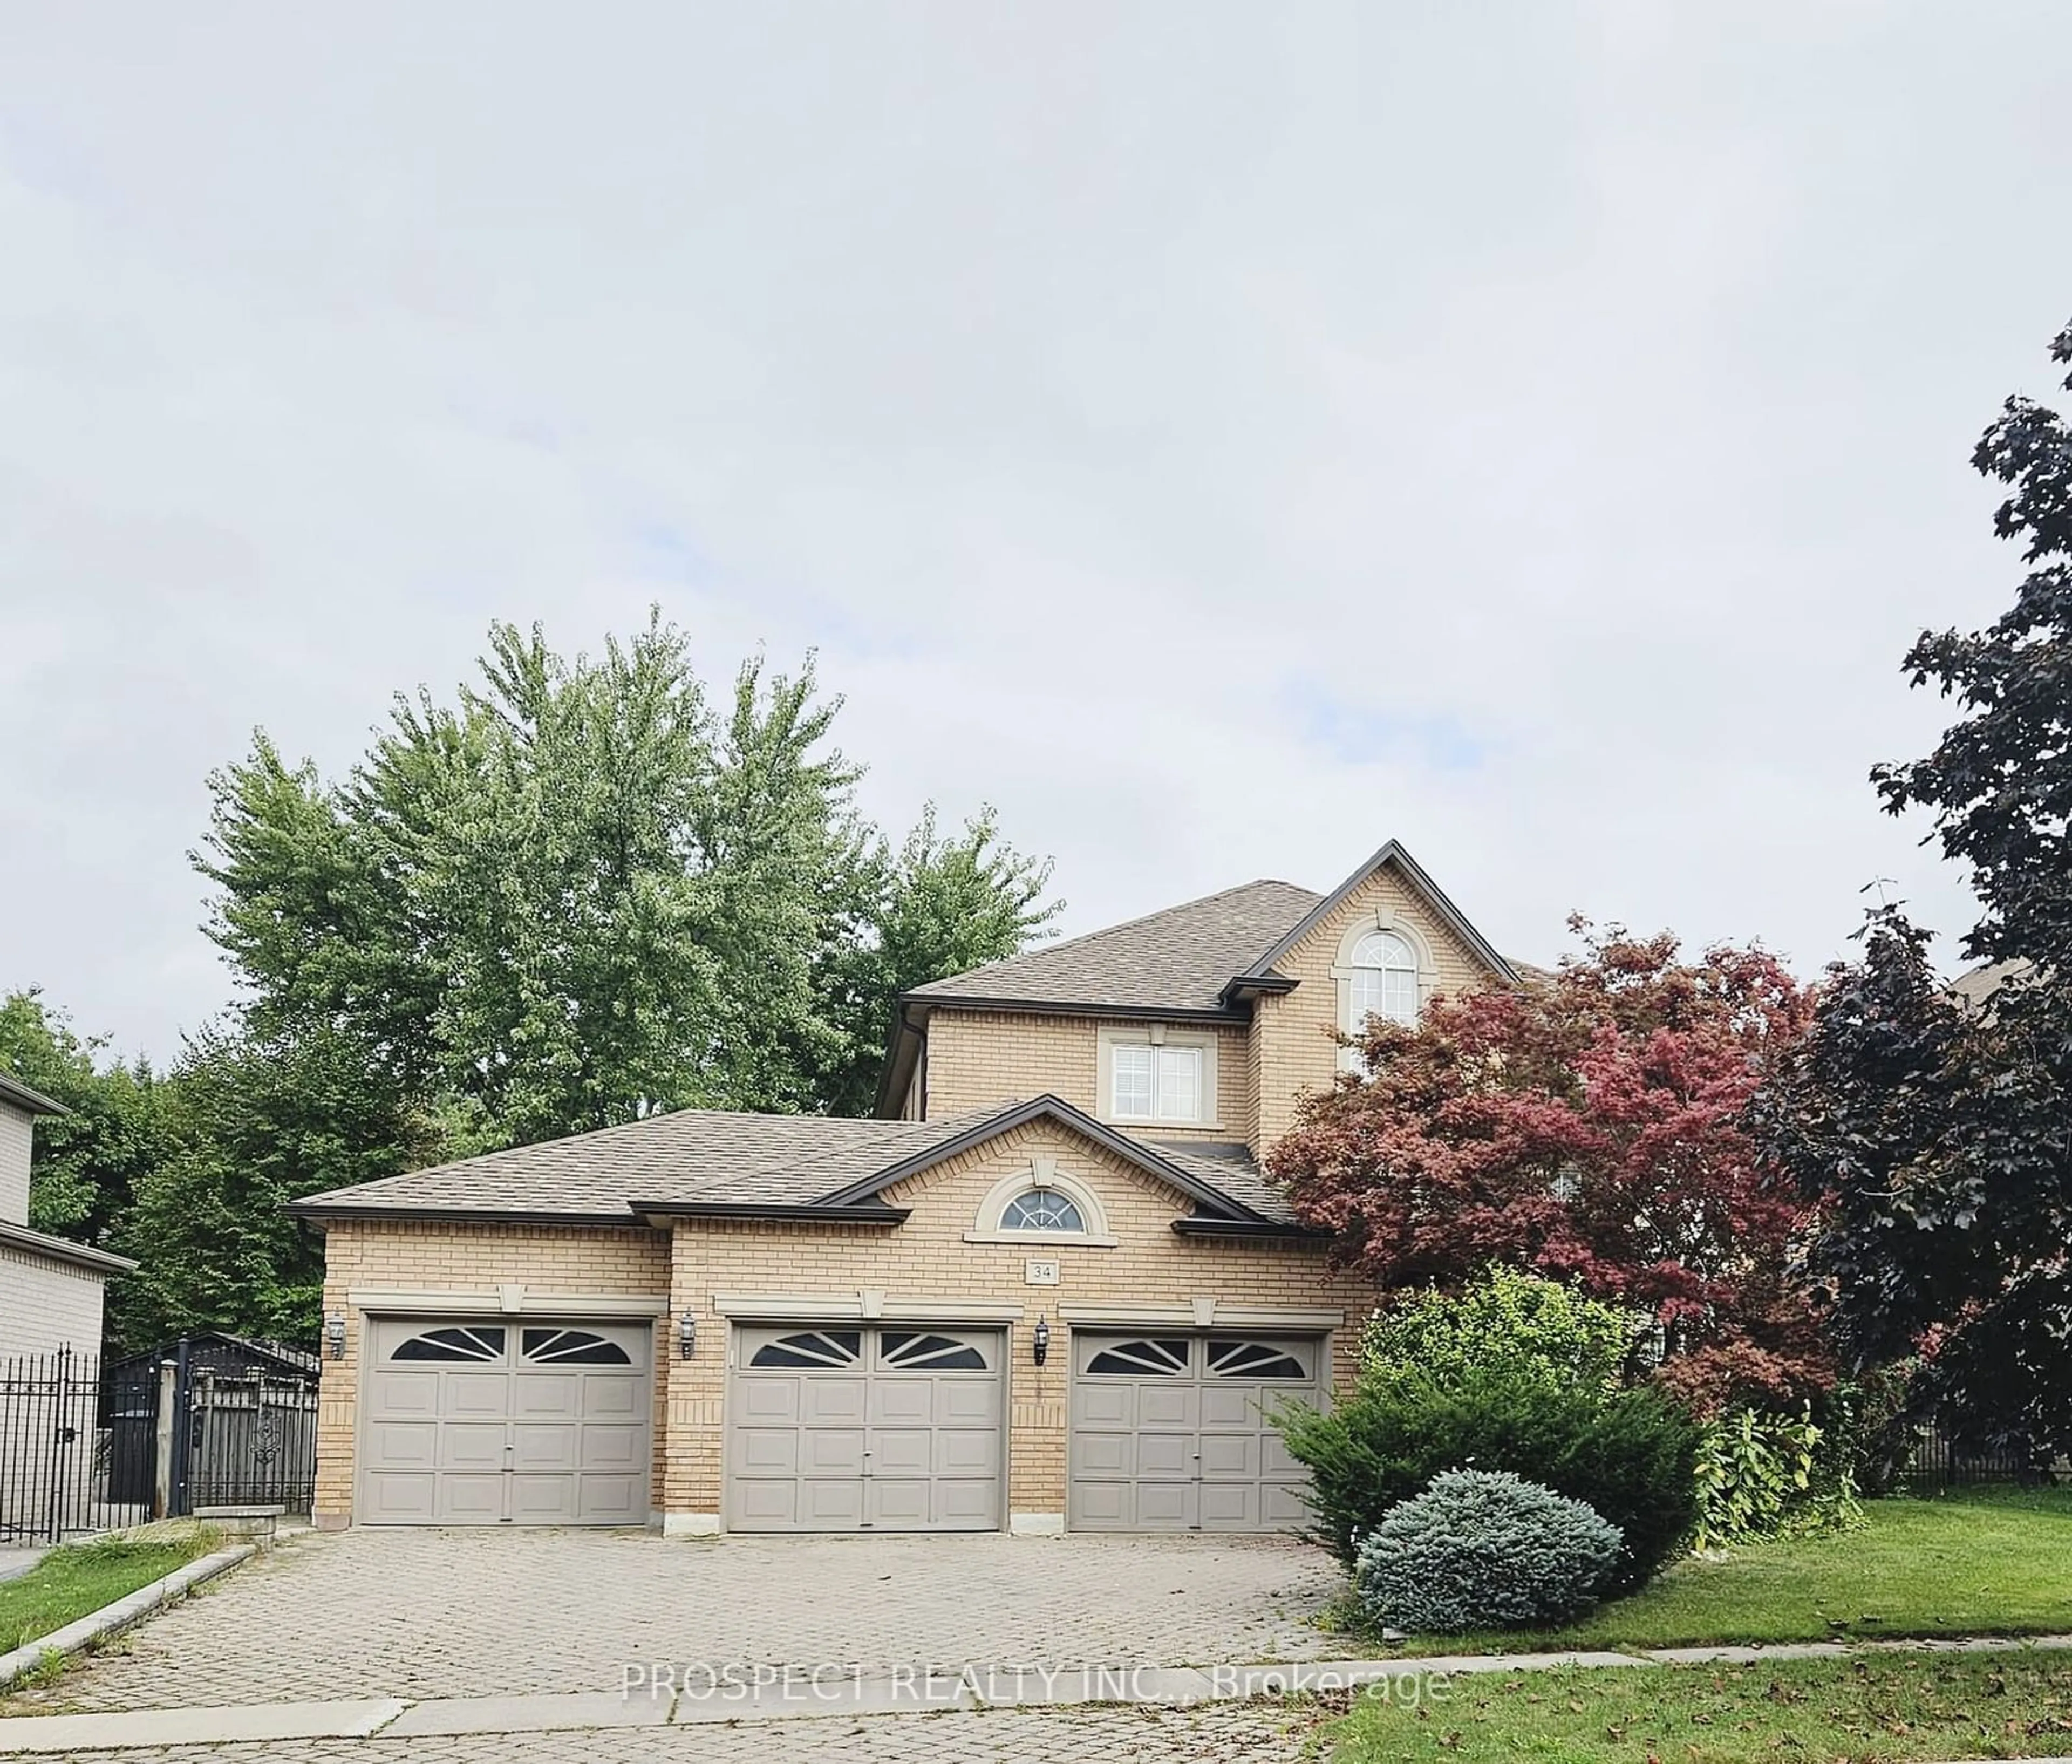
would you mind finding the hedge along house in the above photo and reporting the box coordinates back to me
[291,842,1516,1536]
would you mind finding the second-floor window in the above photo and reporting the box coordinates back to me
[1109,1039,1204,1123]
[1347,930,1420,1030]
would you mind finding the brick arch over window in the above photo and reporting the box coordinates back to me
[1329,907,1441,1066]
[967,1155,1118,1247]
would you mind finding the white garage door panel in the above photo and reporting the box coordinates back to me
[362,1472,434,1523]
[727,1326,1004,1533]
[1068,1334,1320,1534]
[438,1474,505,1523]
[580,1425,643,1472]
[359,1319,654,1526]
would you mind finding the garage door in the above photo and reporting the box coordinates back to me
[727,1326,1004,1531]
[359,1319,652,1525]
[1068,1333,1319,1532]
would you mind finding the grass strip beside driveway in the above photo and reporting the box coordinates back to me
[1330,1651,2072,1764]
[1334,1490,2072,1655]
[0,1533,218,1653]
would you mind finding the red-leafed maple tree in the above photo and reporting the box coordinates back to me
[1267,920,1826,1410]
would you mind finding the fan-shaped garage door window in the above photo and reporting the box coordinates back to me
[1084,1338,1191,1377]
[747,1330,863,1370]
[521,1327,633,1365]
[1207,1338,1309,1379]
[879,1330,989,1371]
[390,1325,507,1363]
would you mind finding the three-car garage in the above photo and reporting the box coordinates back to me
[353,1311,1324,1535]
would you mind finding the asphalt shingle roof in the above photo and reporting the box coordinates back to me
[1949,959,2033,1011]
[292,1108,1000,1221]
[906,880,1323,1014]
[1144,1139,1294,1223]
[290,1101,1300,1225]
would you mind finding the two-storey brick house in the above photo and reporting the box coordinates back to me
[294,841,1514,1535]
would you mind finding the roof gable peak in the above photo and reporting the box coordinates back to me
[815,1093,1269,1223]
[1224,839,1515,1000]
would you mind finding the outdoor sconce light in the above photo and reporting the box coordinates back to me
[1032,1316,1051,1367]
[678,1312,698,1360]
[324,1312,347,1360]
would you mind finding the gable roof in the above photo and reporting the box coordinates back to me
[1224,840,1518,999]
[811,1094,1282,1223]
[905,879,1323,1017]
[287,1094,1301,1229]
[902,843,1512,1021]
[875,842,1515,1116]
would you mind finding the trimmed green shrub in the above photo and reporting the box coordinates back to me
[1694,1405,1863,1549]
[1277,1366,1701,1593]
[1363,1268,1647,1393]
[1355,1469,1625,1632]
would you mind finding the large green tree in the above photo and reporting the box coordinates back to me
[1762,317,2072,1456]
[196,613,1058,1147]
[56,614,1058,1349]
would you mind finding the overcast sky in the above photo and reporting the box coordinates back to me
[4,4,2069,1065]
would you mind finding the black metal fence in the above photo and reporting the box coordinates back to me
[101,1339,321,1520]
[1905,1420,2054,1491]
[184,1367,320,1510]
[0,1350,154,1544]
[0,1341,321,1544]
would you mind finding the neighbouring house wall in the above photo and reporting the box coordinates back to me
[660,1117,1375,1525]
[312,1221,671,1525]
[923,1009,1254,1145]
[0,1247,105,1358]
[1250,867,1497,1147]
[0,1102,32,1229]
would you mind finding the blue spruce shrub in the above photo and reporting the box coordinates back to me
[1354,1469,1624,1633]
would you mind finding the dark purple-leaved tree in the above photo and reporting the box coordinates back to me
[1763,317,2072,1457]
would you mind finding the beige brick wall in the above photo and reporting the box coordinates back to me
[923,866,1497,1155]
[662,1119,1374,1521]
[312,1221,670,1523]
[1249,868,1495,1146]
[314,1125,1376,1530]
[0,1248,105,1358]
[924,1010,1252,1145]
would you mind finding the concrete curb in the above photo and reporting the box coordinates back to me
[3,1636,2072,1752]
[1,1630,2069,1752]
[0,1544,257,1693]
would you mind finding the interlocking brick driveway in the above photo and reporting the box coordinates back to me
[18,1528,1345,1714]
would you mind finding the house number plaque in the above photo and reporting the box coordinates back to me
[1023,1258,1060,1286]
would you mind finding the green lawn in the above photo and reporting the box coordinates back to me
[0,1531,217,1654]
[1327,1651,2072,1764]
[1334,1489,2072,1656]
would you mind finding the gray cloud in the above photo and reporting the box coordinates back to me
[4,2,2068,1061]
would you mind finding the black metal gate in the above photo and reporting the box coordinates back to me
[99,1336,322,1522]
[0,1349,157,1544]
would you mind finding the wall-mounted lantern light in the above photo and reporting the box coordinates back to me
[1032,1316,1051,1367]
[678,1312,698,1360]
[324,1312,347,1360]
